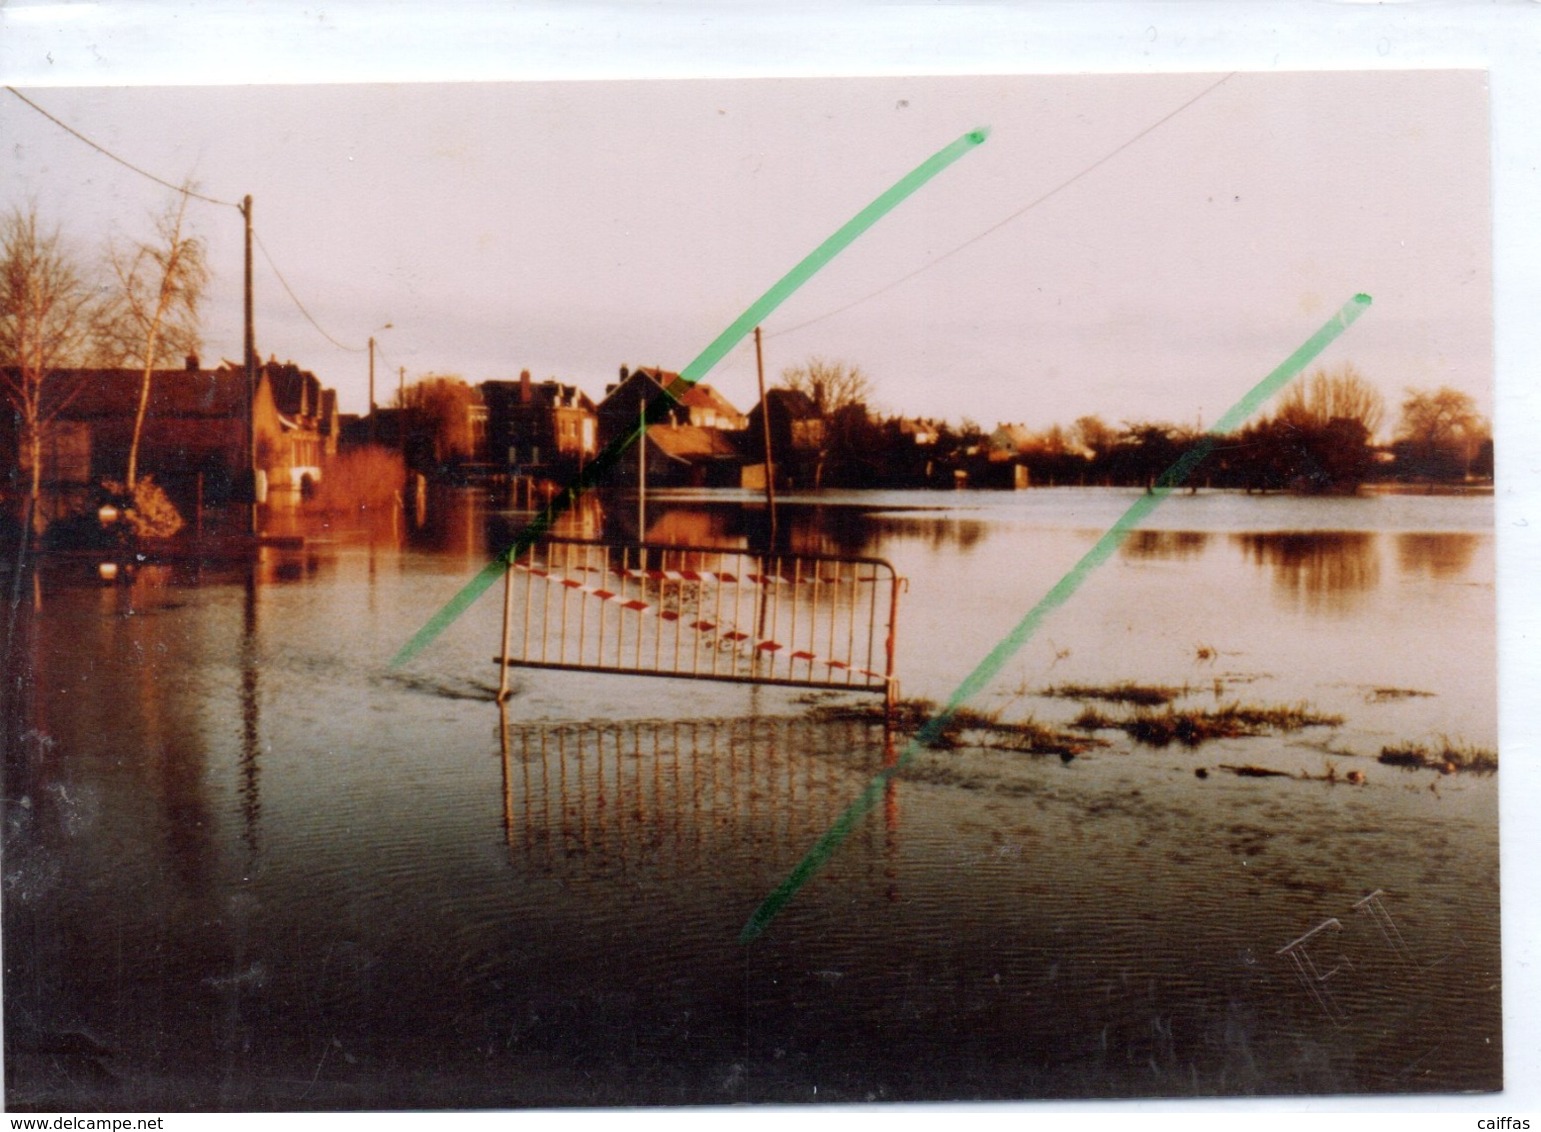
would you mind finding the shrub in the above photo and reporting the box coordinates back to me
[310,447,405,513]
[101,476,184,539]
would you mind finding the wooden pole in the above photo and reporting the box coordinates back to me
[242,195,257,536]
[637,398,646,538]
[754,326,777,544]
[367,336,377,445]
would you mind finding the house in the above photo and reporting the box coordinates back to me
[637,421,745,487]
[988,423,1036,463]
[678,382,748,431]
[480,370,597,472]
[895,417,940,447]
[744,388,825,488]
[597,365,748,441]
[261,358,341,469]
[2,357,339,518]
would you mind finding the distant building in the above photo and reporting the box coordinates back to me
[638,422,745,487]
[745,388,825,488]
[988,422,1036,462]
[895,417,940,447]
[257,358,340,483]
[597,365,748,441]
[481,370,597,472]
[1,356,339,515]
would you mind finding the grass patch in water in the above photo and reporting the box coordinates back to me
[1378,739,1496,775]
[816,697,1101,756]
[1125,703,1342,747]
[1365,686,1436,703]
[1043,681,1187,707]
[1068,701,1342,748]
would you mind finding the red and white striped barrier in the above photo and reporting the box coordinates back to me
[515,560,890,682]
[618,566,877,587]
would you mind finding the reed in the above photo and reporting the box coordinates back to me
[1378,739,1496,775]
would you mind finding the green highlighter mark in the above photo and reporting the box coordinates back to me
[739,292,1373,944]
[391,126,989,668]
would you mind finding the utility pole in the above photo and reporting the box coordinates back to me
[368,336,378,445]
[637,397,646,538]
[754,326,776,545]
[241,194,257,536]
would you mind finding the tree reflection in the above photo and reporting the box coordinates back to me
[1120,530,1211,562]
[1395,533,1478,580]
[1233,531,1380,614]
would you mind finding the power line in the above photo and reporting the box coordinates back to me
[8,85,371,356]
[252,230,367,353]
[4,86,240,209]
[767,72,1236,341]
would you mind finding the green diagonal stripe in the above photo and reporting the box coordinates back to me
[391,127,990,667]
[739,292,1373,944]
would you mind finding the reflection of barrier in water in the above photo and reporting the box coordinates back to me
[496,707,901,891]
[495,538,903,708]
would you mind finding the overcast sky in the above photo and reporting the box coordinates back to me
[1,71,1491,435]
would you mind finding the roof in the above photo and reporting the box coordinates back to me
[990,423,1036,451]
[482,377,596,413]
[19,366,250,419]
[646,423,743,462]
[261,361,327,419]
[678,382,744,421]
[629,366,680,388]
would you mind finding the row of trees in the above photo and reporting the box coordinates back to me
[0,200,207,534]
[776,359,1492,492]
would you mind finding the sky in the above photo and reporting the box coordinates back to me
[0,71,1493,437]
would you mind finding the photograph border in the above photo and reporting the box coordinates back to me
[1,1,1536,1119]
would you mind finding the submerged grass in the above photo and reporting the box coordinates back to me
[1071,700,1342,748]
[1043,681,1187,707]
[815,697,1102,757]
[1366,687,1436,703]
[1378,739,1497,775]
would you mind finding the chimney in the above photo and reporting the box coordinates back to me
[185,353,199,372]
[520,369,532,404]
[619,364,629,383]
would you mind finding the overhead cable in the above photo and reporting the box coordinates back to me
[767,72,1237,340]
[5,86,239,209]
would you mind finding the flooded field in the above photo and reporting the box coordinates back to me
[1,487,1499,1108]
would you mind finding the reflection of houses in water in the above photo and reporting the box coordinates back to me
[483,490,605,552]
[1395,532,1479,580]
[497,713,900,887]
[643,505,747,548]
[857,514,988,555]
[1120,529,1211,562]
[1232,531,1380,613]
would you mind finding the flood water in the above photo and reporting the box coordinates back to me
[2,487,1499,1108]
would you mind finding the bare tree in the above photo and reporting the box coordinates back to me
[1273,363,1386,438]
[780,357,874,487]
[1072,414,1116,458]
[0,206,101,532]
[1396,386,1486,478]
[781,356,872,418]
[100,192,208,490]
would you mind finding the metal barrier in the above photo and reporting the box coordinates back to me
[495,538,902,705]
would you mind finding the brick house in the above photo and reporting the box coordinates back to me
[480,370,598,472]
